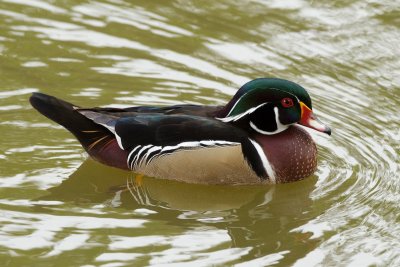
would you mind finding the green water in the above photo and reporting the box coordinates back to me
[1,0,399,266]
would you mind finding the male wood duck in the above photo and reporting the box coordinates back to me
[30,78,331,185]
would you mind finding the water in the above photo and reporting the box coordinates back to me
[0,0,399,266]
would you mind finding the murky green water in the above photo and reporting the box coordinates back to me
[1,0,399,266]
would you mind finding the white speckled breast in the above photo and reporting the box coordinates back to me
[253,125,317,183]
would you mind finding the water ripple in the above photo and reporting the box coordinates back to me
[0,0,399,266]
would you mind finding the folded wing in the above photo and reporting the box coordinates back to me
[78,111,267,179]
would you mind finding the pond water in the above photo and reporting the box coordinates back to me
[0,0,399,266]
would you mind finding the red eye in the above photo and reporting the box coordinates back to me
[281,98,294,108]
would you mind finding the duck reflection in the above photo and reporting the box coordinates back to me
[223,178,319,263]
[42,159,271,211]
[42,158,318,262]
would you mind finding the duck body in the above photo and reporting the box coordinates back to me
[30,78,330,184]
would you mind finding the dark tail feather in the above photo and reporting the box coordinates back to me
[29,93,114,154]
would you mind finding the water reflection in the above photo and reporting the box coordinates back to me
[42,159,316,212]
[40,159,319,264]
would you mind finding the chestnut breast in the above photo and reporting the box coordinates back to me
[252,125,317,183]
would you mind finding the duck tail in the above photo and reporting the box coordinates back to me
[29,92,114,154]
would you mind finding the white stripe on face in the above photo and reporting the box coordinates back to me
[217,103,268,122]
[249,107,289,135]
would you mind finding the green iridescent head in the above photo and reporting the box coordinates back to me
[219,78,331,135]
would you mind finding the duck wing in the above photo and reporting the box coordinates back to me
[77,110,246,149]
[77,111,267,179]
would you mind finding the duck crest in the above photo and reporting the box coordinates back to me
[218,78,312,120]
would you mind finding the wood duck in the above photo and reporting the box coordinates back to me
[30,78,331,185]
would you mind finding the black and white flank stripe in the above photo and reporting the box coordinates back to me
[126,140,239,170]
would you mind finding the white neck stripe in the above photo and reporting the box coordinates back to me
[249,138,276,183]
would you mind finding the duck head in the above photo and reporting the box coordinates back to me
[218,78,331,135]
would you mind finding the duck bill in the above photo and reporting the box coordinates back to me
[299,102,331,135]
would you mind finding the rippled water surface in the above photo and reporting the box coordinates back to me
[1,0,399,266]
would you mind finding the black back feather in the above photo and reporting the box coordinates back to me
[114,115,246,148]
[29,93,113,152]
